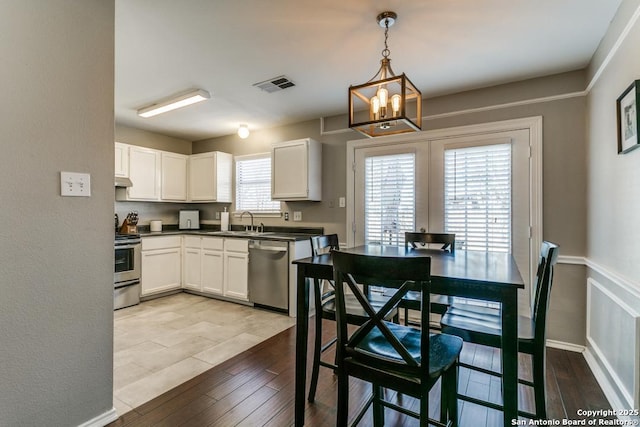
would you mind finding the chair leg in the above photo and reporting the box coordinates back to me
[532,350,547,419]
[439,377,448,426]
[373,384,384,427]
[404,306,409,326]
[337,367,349,426]
[420,385,430,427]
[448,363,459,427]
[307,311,324,402]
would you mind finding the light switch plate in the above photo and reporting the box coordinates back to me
[339,197,346,208]
[60,171,91,197]
[293,211,302,221]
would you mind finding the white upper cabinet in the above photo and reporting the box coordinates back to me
[115,144,232,203]
[188,152,232,202]
[114,142,129,178]
[127,145,161,200]
[161,152,188,201]
[271,138,322,201]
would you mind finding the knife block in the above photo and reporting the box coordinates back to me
[119,220,138,234]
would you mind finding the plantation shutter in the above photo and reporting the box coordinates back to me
[444,143,512,253]
[235,154,281,212]
[364,152,416,246]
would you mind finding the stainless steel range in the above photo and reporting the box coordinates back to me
[114,233,141,310]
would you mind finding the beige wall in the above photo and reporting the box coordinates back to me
[116,124,192,154]
[584,0,640,411]
[0,1,115,425]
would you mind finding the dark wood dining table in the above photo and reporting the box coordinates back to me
[292,245,525,426]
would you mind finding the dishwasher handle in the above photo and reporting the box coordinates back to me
[248,240,288,252]
[251,245,288,252]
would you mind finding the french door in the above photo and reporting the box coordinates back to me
[348,119,540,315]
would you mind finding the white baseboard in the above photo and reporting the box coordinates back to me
[546,339,584,353]
[583,348,638,421]
[77,407,118,427]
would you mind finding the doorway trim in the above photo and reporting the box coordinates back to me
[346,116,543,297]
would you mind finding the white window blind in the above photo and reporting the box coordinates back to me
[364,152,415,246]
[444,143,511,253]
[235,154,281,212]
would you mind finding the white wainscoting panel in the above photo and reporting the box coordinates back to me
[586,277,640,411]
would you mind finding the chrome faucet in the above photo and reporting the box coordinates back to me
[240,211,254,231]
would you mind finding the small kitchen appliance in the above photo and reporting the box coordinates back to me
[179,210,200,229]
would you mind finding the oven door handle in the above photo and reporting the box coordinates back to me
[115,243,140,250]
[114,279,140,289]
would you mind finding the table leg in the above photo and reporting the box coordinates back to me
[501,288,519,425]
[295,267,309,426]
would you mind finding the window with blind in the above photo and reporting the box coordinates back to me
[364,152,416,246]
[235,154,281,213]
[444,143,512,252]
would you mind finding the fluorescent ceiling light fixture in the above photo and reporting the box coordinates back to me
[137,89,210,118]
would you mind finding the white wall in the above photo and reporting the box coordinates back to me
[585,0,640,414]
[0,1,116,426]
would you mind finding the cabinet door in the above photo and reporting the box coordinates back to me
[141,248,181,296]
[114,142,129,178]
[189,153,217,201]
[161,152,188,201]
[224,252,248,300]
[182,247,202,291]
[202,249,224,295]
[272,140,308,199]
[128,146,161,200]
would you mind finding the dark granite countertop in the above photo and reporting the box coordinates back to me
[138,224,323,242]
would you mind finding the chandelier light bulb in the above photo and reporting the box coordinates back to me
[391,94,401,116]
[371,95,380,120]
[377,87,388,118]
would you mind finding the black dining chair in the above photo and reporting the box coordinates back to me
[399,232,456,325]
[440,241,559,419]
[307,234,399,403]
[332,250,463,427]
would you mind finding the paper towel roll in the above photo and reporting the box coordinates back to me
[220,211,229,231]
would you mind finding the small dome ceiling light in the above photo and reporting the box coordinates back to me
[237,124,250,139]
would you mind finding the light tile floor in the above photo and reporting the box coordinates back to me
[112,293,296,416]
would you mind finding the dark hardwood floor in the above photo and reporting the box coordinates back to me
[107,320,612,427]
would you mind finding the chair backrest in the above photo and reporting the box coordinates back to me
[310,234,339,256]
[405,232,455,253]
[310,234,340,301]
[332,250,432,376]
[531,241,559,345]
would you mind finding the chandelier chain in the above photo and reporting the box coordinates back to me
[382,18,390,58]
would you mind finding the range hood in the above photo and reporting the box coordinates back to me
[115,177,133,187]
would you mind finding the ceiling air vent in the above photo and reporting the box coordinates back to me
[253,75,295,93]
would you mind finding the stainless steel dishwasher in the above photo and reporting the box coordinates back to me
[248,239,289,312]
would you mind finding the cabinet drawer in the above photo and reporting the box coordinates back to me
[224,238,248,253]
[183,236,202,249]
[202,237,224,251]
[142,235,182,250]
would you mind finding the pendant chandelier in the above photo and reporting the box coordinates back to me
[349,11,422,138]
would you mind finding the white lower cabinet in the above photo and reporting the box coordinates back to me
[182,246,202,292]
[223,239,249,301]
[181,236,243,300]
[141,236,182,296]
[202,248,224,294]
